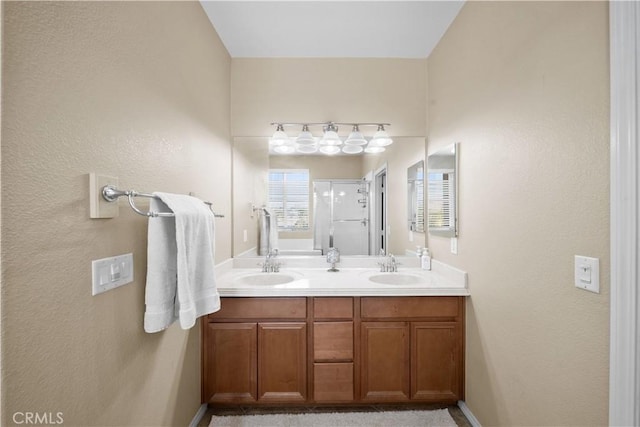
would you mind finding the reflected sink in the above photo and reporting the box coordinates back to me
[236,273,297,286]
[368,273,425,285]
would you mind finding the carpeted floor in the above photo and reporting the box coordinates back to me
[198,404,471,427]
[209,409,457,426]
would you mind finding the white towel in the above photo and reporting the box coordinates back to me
[259,209,279,255]
[143,197,178,332]
[268,212,279,253]
[143,193,220,333]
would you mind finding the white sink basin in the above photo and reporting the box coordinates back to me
[368,273,425,285]
[236,273,298,286]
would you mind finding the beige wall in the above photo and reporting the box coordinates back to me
[231,58,427,138]
[230,58,428,253]
[427,2,609,425]
[233,138,269,256]
[1,2,231,426]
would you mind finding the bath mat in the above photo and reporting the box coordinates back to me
[209,408,457,427]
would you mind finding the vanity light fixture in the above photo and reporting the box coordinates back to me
[320,123,342,146]
[269,124,290,146]
[273,144,296,154]
[342,145,364,154]
[269,122,393,156]
[344,125,368,146]
[319,145,341,155]
[364,145,386,154]
[295,124,316,145]
[296,143,318,154]
[371,124,393,147]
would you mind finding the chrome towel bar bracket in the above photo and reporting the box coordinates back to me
[101,185,224,218]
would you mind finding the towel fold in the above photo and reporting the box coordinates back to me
[143,193,220,333]
[259,208,279,255]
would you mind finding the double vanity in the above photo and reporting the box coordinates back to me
[202,256,469,407]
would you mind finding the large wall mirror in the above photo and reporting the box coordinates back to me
[427,143,458,237]
[407,160,425,232]
[232,137,427,257]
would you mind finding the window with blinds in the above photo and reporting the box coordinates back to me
[268,169,310,231]
[427,172,455,231]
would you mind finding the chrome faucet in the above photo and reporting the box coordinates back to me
[261,249,280,273]
[378,253,399,272]
[389,254,398,272]
[326,247,340,272]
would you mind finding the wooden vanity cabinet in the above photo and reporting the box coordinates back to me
[360,321,411,401]
[203,296,464,406]
[203,298,307,404]
[360,297,464,403]
[312,297,355,403]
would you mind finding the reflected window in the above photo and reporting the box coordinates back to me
[427,172,455,230]
[268,169,310,231]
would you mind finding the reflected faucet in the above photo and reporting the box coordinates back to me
[261,249,280,273]
[326,247,340,272]
[378,253,399,272]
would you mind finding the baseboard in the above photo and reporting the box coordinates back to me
[457,400,481,427]
[188,403,208,427]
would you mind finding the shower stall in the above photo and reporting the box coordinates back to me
[313,179,370,255]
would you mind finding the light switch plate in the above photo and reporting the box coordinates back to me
[89,173,119,218]
[92,253,134,296]
[574,255,599,293]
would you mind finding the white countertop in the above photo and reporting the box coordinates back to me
[215,256,469,297]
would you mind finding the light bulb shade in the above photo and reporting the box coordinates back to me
[296,125,315,145]
[296,130,315,145]
[273,141,296,154]
[372,129,393,146]
[269,129,289,146]
[364,145,386,154]
[319,145,341,155]
[273,144,296,154]
[345,130,367,146]
[296,143,318,154]
[320,130,342,146]
[342,145,364,154]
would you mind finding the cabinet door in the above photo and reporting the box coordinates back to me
[411,322,461,401]
[204,322,257,403]
[258,322,307,402]
[360,322,410,401]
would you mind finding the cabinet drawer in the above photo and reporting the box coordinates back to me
[209,297,307,320]
[361,297,459,319]
[314,322,353,361]
[314,297,353,319]
[314,363,354,402]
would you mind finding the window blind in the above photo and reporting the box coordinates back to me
[427,173,454,230]
[268,169,310,231]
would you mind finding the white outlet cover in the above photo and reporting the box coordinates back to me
[451,237,458,254]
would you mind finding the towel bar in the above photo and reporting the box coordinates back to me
[251,204,270,218]
[102,185,224,218]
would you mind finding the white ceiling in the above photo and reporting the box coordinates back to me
[200,1,465,58]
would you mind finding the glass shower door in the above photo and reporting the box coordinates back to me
[314,180,369,255]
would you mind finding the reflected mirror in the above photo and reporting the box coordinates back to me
[407,160,425,232]
[427,143,458,237]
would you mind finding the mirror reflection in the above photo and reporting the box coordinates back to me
[427,143,458,237]
[232,137,426,257]
[407,160,425,232]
